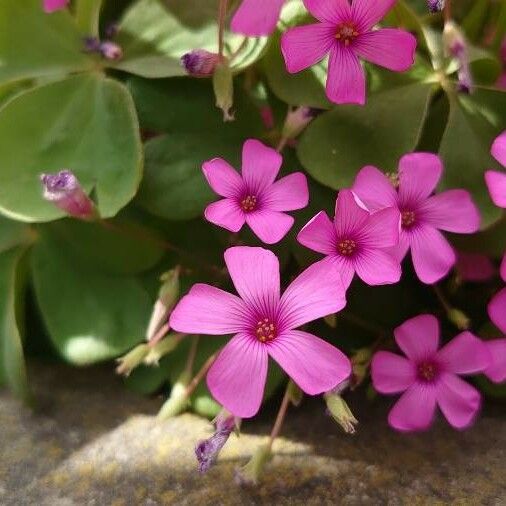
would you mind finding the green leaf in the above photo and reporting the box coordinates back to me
[0,0,93,86]
[0,247,31,403]
[113,0,267,78]
[439,89,506,228]
[31,232,152,365]
[131,77,263,220]
[0,217,34,255]
[0,74,142,222]
[297,83,433,189]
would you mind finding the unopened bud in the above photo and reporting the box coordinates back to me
[427,0,445,12]
[83,36,101,53]
[443,21,473,94]
[105,23,119,39]
[40,170,97,220]
[181,49,220,77]
[100,41,123,60]
[144,333,183,366]
[448,308,471,330]
[115,343,149,376]
[146,267,181,342]
[195,410,239,473]
[158,371,191,419]
[287,380,303,406]
[212,62,234,122]
[281,106,320,140]
[324,389,358,434]
[235,444,272,486]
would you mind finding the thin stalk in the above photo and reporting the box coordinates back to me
[184,353,217,398]
[184,336,200,376]
[148,322,170,347]
[276,137,289,153]
[433,284,452,314]
[217,0,230,60]
[267,384,291,451]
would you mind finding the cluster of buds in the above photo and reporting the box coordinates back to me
[443,21,473,94]
[84,36,123,61]
[40,169,97,220]
[427,0,445,13]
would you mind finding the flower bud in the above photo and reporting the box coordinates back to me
[443,21,473,94]
[40,170,97,220]
[105,23,119,39]
[181,50,220,77]
[158,371,191,419]
[235,444,272,486]
[212,62,235,122]
[324,389,358,434]
[195,410,238,473]
[427,0,444,13]
[281,106,320,140]
[100,41,123,61]
[115,343,149,376]
[448,308,471,330]
[83,36,102,53]
[146,267,181,342]
[287,380,303,407]
[143,333,183,366]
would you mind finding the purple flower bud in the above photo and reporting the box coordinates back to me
[100,41,123,61]
[282,106,322,140]
[443,21,474,94]
[457,63,473,94]
[195,412,237,473]
[40,170,96,220]
[105,23,119,39]
[83,36,101,53]
[181,50,220,77]
[427,0,445,13]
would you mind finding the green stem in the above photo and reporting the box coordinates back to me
[75,0,103,38]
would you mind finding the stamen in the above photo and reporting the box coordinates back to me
[338,239,356,256]
[335,22,359,45]
[386,172,400,189]
[417,361,438,382]
[255,318,277,343]
[401,210,416,228]
[241,195,257,212]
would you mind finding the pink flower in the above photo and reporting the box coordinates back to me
[203,139,309,244]
[231,0,285,36]
[455,252,495,282]
[169,246,351,418]
[43,0,68,13]
[483,339,506,384]
[371,314,491,431]
[488,287,506,337]
[353,153,480,284]
[281,0,417,105]
[485,130,506,208]
[297,189,401,289]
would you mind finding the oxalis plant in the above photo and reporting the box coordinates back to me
[0,0,505,485]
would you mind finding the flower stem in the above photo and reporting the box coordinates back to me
[433,283,452,313]
[443,0,451,22]
[267,383,291,451]
[75,0,103,38]
[184,353,217,398]
[217,0,230,60]
[148,322,170,347]
[276,137,288,153]
[184,336,200,376]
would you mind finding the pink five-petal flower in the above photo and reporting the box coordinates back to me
[169,246,351,418]
[43,0,68,13]
[353,153,481,284]
[231,0,286,36]
[281,0,417,105]
[485,130,506,208]
[371,314,491,431]
[297,189,401,289]
[203,139,309,244]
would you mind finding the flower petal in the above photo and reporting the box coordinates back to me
[436,332,491,375]
[246,210,294,244]
[352,165,399,211]
[488,287,506,335]
[398,153,443,206]
[484,339,506,384]
[43,0,68,12]
[394,314,440,362]
[262,172,309,211]
[371,351,416,394]
[436,373,481,429]
[204,199,245,233]
[410,225,456,284]
[388,384,437,432]
[491,130,506,167]
[224,246,280,316]
[354,249,401,286]
[303,0,352,23]
[207,333,268,418]
[326,44,366,105]
[241,139,282,194]
[281,23,336,74]
[230,0,285,36]
[202,158,243,198]
[315,254,356,290]
[421,190,480,233]
[334,189,369,237]
[268,330,351,394]
[359,207,400,249]
[388,230,411,262]
[351,0,396,31]
[484,170,506,208]
[279,259,346,331]
[169,284,249,335]
[353,29,416,71]
[297,211,337,255]
[501,253,506,282]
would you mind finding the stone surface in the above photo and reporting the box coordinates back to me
[1,360,506,505]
